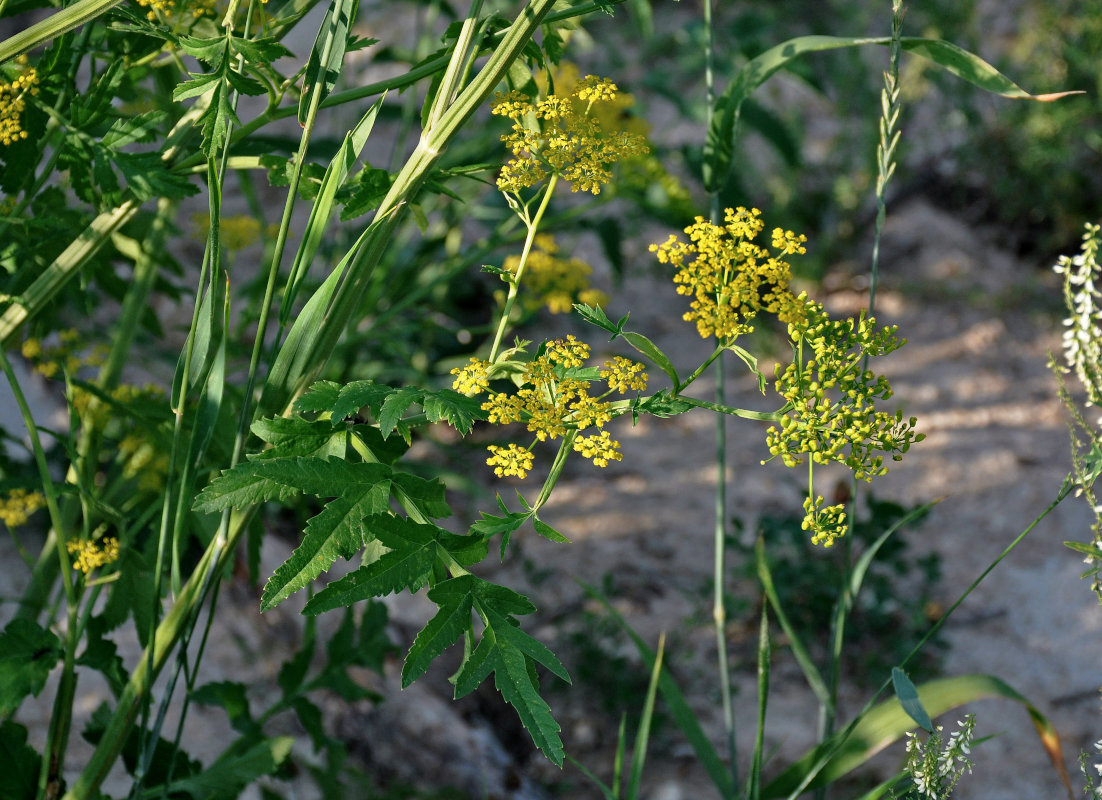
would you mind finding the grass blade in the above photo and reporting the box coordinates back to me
[626,632,665,800]
[760,673,1072,798]
[581,582,735,797]
[755,537,829,706]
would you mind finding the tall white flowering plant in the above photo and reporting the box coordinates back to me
[1052,222,1102,599]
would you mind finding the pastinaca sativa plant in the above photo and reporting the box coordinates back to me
[0,0,1090,798]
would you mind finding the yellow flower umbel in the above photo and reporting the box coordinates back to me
[67,536,120,575]
[652,208,922,546]
[0,489,47,528]
[650,207,809,341]
[0,58,39,147]
[452,337,648,477]
[491,75,649,195]
[503,234,609,314]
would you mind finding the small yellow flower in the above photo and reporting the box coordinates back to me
[0,488,47,528]
[600,356,648,394]
[572,429,622,468]
[651,208,806,341]
[0,60,40,147]
[67,536,120,575]
[491,74,649,195]
[486,444,534,479]
[450,358,492,396]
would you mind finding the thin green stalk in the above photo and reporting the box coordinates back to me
[704,0,735,784]
[820,1,906,769]
[783,480,1071,800]
[488,176,559,362]
[0,349,78,799]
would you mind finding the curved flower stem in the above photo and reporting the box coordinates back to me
[488,175,559,362]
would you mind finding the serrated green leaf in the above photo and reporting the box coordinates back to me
[249,416,348,461]
[437,530,490,567]
[481,605,569,683]
[421,388,482,434]
[378,386,423,438]
[294,380,342,413]
[339,167,392,221]
[304,546,434,615]
[402,575,477,687]
[177,34,226,64]
[0,619,63,715]
[492,643,564,766]
[195,458,391,512]
[232,34,290,64]
[633,391,693,420]
[473,577,537,617]
[574,302,628,337]
[101,110,167,149]
[452,629,498,699]
[260,485,391,611]
[392,471,451,519]
[331,379,395,421]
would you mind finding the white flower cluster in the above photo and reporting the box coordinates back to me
[903,715,976,799]
[1054,223,1102,423]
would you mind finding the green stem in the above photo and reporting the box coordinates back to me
[819,3,906,777]
[488,176,559,363]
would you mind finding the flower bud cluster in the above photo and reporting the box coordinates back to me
[66,536,120,575]
[452,337,648,478]
[767,304,923,481]
[491,76,649,195]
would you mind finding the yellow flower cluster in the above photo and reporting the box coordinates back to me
[651,208,923,545]
[491,75,649,195]
[453,337,648,478]
[0,58,39,147]
[67,536,120,575]
[650,207,809,341]
[486,443,534,478]
[504,234,609,314]
[134,0,175,20]
[0,488,47,528]
[600,356,648,394]
[192,213,263,250]
[21,329,107,379]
